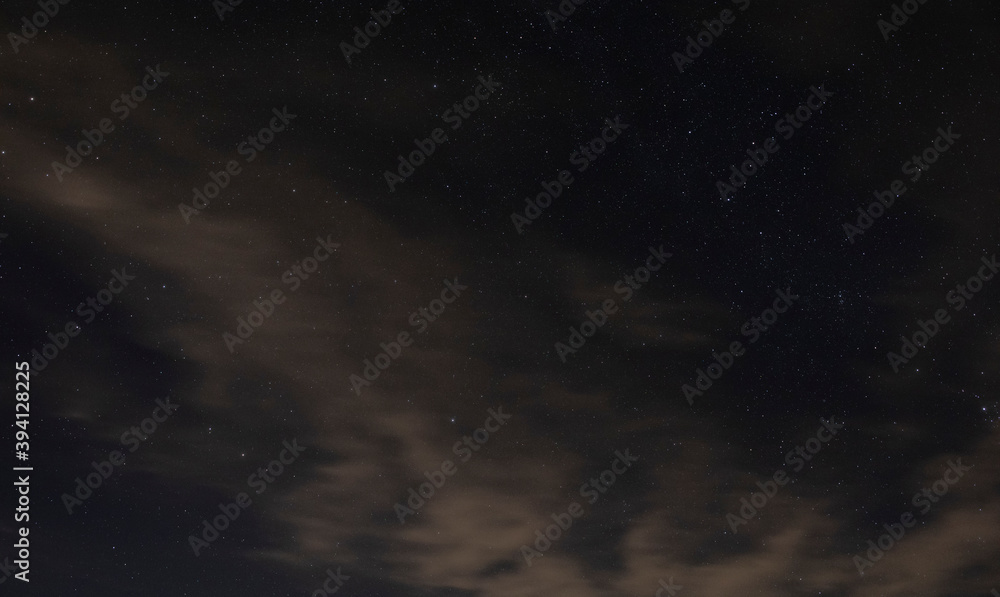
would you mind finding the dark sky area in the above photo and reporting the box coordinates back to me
[1,0,999,595]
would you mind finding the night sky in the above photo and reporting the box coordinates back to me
[2,0,1000,595]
